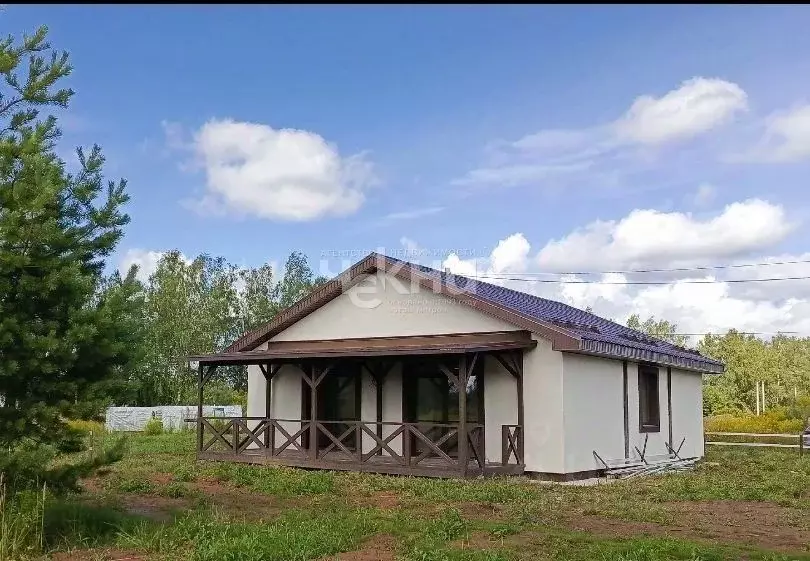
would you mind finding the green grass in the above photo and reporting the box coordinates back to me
[4,432,807,561]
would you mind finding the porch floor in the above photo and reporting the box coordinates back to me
[198,448,525,478]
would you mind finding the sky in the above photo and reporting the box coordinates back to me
[4,5,810,340]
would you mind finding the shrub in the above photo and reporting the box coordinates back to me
[705,411,805,434]
[66,419,106,437]
[143,418,164,436]
[0,438,125,495]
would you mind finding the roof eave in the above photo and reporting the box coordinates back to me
[577,338,725,374]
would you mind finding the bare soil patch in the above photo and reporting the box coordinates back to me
[119,494,191,523]
[316,534,397,561]
[79,477,104,494]
[668,500,808,552]
[52,547,146,561]
[452,531,498,550]
[452,501,508,521]
[349,490,401,510]
[189,477,290,520]
[566,500,809,553]
[148,472,173,486]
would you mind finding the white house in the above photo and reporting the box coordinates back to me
[191,253,723,480]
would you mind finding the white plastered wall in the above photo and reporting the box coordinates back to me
[483,354,517,464]
[246,342,305,449]
[559,356,707,474]
[560,354,625,473]
[669,367,705,460]
[521,336,566,474]
[270,271,519,342]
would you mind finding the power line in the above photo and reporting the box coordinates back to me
[673,331,800,336]
[477,258,810,278]
[469,274,810,285]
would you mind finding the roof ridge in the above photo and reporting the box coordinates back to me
[382,253,708,357]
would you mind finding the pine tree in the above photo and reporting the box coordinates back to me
[0,26,132,456]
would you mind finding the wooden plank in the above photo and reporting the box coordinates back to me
[412,427,458,466]
[360,423,405,463]
[317,423,356,457]
[197,363,204,452]
[458,354,468,476]
[515,352,524,462]
[272,420,309,455]
[706,442,801,449]
[667,367,673,449]
[705,432,801,438]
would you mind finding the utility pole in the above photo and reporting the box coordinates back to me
[762,380,765,413]
[756,381,761,416]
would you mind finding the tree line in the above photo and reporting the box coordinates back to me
[104,251,326,407]
[627,315,810,416]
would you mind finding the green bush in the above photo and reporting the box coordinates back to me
[65,419,106,437]
[0,438,125,495]
[705,410,805,434]
[143,417,164,436]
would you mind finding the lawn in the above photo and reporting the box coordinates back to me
[30,432,810,560]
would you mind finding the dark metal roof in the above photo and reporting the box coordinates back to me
[223,252,724,374]
[389,255,724,373]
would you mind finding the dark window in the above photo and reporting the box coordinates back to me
[402,356,484,458]
[638,365,660,432]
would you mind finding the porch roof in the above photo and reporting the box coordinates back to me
[190,330,536,366]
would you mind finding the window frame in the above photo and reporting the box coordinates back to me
[638,364,661,433]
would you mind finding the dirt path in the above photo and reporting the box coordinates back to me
[566,500,809,553]
[316,534,397,561]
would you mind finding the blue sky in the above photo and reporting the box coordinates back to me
[4,6,810,335]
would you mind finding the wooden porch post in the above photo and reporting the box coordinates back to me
[366,360,392,456]
[309,363,318,461]
[304,361,333,461]
[516,352,525,463]
[197,363,204,453]
[458,354,468,476]
[259,363,278,450]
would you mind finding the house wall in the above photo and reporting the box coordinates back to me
[247,342,305,448]
[560,354,625,473]
[483,355,517,464]
[521,336,566,474]
[669,367,705,460]
[270,271,519,342]
[559,355,706,474]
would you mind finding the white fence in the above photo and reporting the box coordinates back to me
[704,431,806,455]
[105,405,243,432]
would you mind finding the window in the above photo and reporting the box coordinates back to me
[638,365,660,432]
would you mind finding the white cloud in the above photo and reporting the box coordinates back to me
[490,233,531,273]
[182,119,377,221]
[399,237,421,254]
[118,249,192,283]
[743,104,810,163]
[691,183,716,207]
[455,77,749,190]
[383,207,444,222]
[403,198,809,340]
[615,77,748,145]
[119,249,162,282]
[536,199,792,272]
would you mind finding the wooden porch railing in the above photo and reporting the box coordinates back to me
[501,424,523,466]
[197,417,499,476]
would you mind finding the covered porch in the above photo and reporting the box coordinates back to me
[191,331,532,478]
